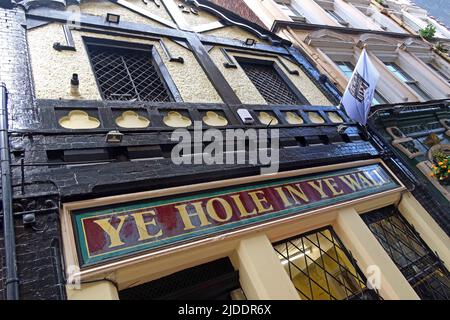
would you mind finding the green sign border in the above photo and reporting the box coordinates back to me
[73,164,400,267]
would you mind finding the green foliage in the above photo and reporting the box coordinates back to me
[431,152,450,183]
[419,23,437,41]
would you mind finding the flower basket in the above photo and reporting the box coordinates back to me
[431,153,450,185]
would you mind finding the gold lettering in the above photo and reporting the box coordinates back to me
[230,194,257,217]
[275,185,310,208]
[370,169,388,186]
[358,173,374,188]
[307,180,329,199]
[286,184,310,203]
[338,174,362,191]
[206,198,233,222]
[248,190,274,213]
[175,202,211,231]
[274,187,293,208]
[323,178,344,196]
[131,210,163,241]
[93,215,127,248]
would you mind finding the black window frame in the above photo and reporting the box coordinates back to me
[235,57,310,106]
[273,226,381,300]
[362,206,450,300]
[83,37,182,103]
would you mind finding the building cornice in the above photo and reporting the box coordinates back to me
[272,20,450,43]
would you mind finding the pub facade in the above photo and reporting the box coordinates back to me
[0,0,449,300]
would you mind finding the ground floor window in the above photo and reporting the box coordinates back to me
[362,206,450,300]
[119,258,244,300]
[273,226,380,300]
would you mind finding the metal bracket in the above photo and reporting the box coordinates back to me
[220,47,300,75]
[220,48,237,69]
[53,24,76,52]
[160,39,184,63]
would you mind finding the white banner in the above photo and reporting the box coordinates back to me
[341,48,380,126]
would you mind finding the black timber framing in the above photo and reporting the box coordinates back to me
[25,7,342,104]
[185,33,241,104]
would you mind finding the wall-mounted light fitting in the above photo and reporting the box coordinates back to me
[106,13,121,24]
[106,130,124,143]
[244,38,256,46]
[237,109,255,124]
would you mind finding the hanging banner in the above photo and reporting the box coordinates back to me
[72,164,400,267]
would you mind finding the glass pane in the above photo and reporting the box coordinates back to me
[362,206,450,300]
[409,83,431,100]
[326,9,348,26]
[385,63,412,82]
[427,63,450,82]
[273,227,379,300]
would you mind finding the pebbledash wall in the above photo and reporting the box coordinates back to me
[0,0,449,301]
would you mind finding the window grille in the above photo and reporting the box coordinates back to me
[238,61,304,105]
[273,227,380,300]
[362,206,450,300]
[87,44,172,102]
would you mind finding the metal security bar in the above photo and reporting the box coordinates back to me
[273,227,380,300]
[362,206,450,300]
[87,44,172,102]
[238,60,303,105]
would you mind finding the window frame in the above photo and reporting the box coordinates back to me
[384,62,432,101]
[335,60,389,105]
[427,62,450,83]
[275,0,306,22]
[83,37,182,103]
[362,206,450,300]
[273,225,380,300]
[235,56,310,106]
[325,9,349,27]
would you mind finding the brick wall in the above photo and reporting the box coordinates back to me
[0,4,65,300]
[0,5,36,130]
[209,0,267,29]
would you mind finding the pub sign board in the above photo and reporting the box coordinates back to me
[72,164,400,267]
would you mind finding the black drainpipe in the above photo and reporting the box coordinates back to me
[0,83,19,300]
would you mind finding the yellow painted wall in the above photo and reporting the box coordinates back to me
[80,0,172,28]
[27,23,222,103]
[178,1,219,26]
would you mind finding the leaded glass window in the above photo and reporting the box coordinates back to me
[273,227,380,300]
[362,206,450,300]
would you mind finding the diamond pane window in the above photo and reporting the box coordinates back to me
[87,43,172,102]
[273,227,380,300]
[362,206,450,300]
[238,60,305,105]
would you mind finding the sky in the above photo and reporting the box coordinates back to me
[411,0,450,28]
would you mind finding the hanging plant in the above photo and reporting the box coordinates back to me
[419,23,437,41]
[431,151,450,185]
